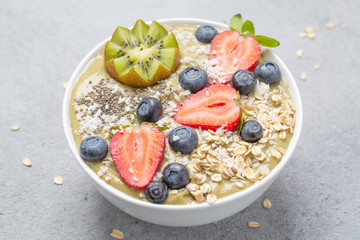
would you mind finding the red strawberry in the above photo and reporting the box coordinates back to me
[109,123,165,189]
[208,30,261,85]
[174,85,241,131]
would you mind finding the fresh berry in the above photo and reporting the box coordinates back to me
[80,136,108,162]
[208,31,261,84]
[136,97,163,123]
[168,126,198,154]
[162,163,190,189]
[240,120,263,143]
[230,70,257,95]
[109,123,165,189]
[178,67,209,93]
[145,181,168,203]
[195,25,219,43]
[254,61,281,85]
[174,85,241,131]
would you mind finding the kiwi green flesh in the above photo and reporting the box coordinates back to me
[128,46,155,63]
[113,56,131,76]
[111,26,134,46]
[107,20,179,82]
[111,46,177,80]
[131,20,149,43]
[105,42,127,61]
[153,33,178,49]
[146,21,168,44]
[155,48,177,71]
[134,58,161,81]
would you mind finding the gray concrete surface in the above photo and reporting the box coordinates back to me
[1,0,360,239]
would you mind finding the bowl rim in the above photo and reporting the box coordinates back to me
[62,17,303,211]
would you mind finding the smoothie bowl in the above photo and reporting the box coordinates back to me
[63,15,302,227]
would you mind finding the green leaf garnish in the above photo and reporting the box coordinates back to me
[229,13,280,48]
[131,112,140,125]
[242,109,253,117]
[254,35,280,48]
[241,20,255,36]
[238,112,244,134]
[108,125,130,140]
[230,14,243,32]
[154,123,169,131]
[242,31,253,37]
[110,125,130,132]
[238,109,252,133]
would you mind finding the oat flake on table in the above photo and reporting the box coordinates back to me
[53,176,63,185]
[10,125,20,131]
[300,26,316,39]
[296,49,303,58]
[326,22,335,29]
[263,198,272,209]
[22,157,32,167]
[299,71,306,80]
[62,81,69,89]
[110,229,124,239]
[248,221,260,228]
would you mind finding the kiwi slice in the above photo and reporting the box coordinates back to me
[105,20,180,87]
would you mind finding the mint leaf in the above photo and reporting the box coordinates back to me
[242,109,253,117]
[238,112,244,134]
[254,35,280,47]
[110,125,130,131]
[242,31,253,37]
[108,125,130,140]
[241,20,255,36]
[154,123,169,131]
[229,14,280,48]
[131,112,140,125]
[230,14,243,32]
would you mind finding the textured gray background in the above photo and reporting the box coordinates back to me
[1,0,360,239]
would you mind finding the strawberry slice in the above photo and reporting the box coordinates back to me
[109,123,165,189]
[174,85,241,131]
[208,30,261,85]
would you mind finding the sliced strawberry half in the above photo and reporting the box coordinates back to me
[109,123,165,189]
[174,85,241,131]
[208,30,261,85]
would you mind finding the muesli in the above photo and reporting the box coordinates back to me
[69,14,296,205]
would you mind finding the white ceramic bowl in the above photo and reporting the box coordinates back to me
[63,18,303,227]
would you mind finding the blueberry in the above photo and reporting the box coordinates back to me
[162,163,190,189]
[195,25,218,43]
[240,120,263,143]
[80,136,108,161]
[136,97,163,122]
[178,67,209,93]
[168,126,198,154]
[230,70,257,95]
[145,181,168,203]
[254,61,281,85]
